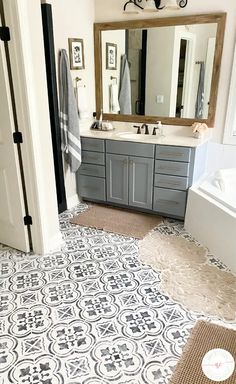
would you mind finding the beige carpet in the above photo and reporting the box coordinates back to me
[70,204,163,239]
[139,232,236,321]
[169,321,236,384]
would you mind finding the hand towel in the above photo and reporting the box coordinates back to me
[75,85,90,119]
[109,83,120,113]
[119,54,132,115]
[195,62,205,119]
[59,49,81,172]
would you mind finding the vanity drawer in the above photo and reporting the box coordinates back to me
[106,140,154,158]
[79,163,105,178]
[156,145,191,162]
[153,188,186,217]
[81,137,105,152]
[154,174,189,191]
[82,150,105,165]
[78,175,106,201]
[155,160,190,177]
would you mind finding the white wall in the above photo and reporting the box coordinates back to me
[101,30,126,113]
[95,0,236,169]
[50,0,96,207]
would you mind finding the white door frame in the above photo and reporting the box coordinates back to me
[170,29,196,118]
[3,0,62,254]
[0,11,30,252]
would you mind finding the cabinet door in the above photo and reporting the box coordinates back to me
[106,154,129,205]
[129,156,154,210]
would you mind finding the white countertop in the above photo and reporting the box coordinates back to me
[80,122,210,148]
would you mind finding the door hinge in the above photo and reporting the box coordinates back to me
[24,215,32,226]
[0,26,10,42]
[13,132,23,144]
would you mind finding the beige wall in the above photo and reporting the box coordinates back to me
[95,0,236,143]
[50,0,96,205]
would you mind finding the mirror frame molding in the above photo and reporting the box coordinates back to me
[94,13,226,127]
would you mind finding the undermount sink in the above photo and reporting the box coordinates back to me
[116,132,158,140]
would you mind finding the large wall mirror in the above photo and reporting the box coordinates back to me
[94,13,226,126]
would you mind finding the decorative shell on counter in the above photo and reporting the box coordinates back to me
[192,122,209,138]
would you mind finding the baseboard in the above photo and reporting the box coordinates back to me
[66,193,80,209]
[45,232,64,254]
[34,231,64,255]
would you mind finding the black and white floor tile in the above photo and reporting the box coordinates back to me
[0,202,235,384]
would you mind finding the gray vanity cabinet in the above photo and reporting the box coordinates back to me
[77,138,106,202]
[106,154,129,205]
[106,140,155,210]
[129,156,154,210]
[78,137,207,219]
[106,153,154,210]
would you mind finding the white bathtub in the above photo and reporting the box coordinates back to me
[185,168,236,272]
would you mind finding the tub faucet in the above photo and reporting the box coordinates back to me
[141,123,149,135]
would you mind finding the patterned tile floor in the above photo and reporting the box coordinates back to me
[0,203,235,384]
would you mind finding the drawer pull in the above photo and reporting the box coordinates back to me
[158,199,179,205]
[158,181,182,187]
[86,156,99,161]
[159,152,185,157]
[83,186,98,191]
[159,167,180,172]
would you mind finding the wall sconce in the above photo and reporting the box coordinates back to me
[123,0,188,14]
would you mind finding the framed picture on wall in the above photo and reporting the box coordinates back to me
[106,42,117,70]
[68,38,85,70]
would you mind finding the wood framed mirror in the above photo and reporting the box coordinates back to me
[94,13,226,127]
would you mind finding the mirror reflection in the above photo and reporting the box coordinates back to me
[102,23,217,119]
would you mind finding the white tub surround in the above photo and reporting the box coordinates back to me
[200,168,236,213]
[185,169,236,273]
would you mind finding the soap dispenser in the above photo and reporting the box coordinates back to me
[98,109,103,130]
[157,121,164,136]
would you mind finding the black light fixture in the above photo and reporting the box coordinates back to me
[123,0,188,13]
[123,0,144,13]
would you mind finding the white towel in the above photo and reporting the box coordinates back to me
[119,54,132,115]
[195,62,205,119]
[109,84,120,113]
[75,85,89,119]
[59,49,81,172]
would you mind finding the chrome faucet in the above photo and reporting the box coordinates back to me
[141,123,149,135]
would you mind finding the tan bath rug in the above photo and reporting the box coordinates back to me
[139,232,236,321]
[169,320,236,384]
[70,204,163,239]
